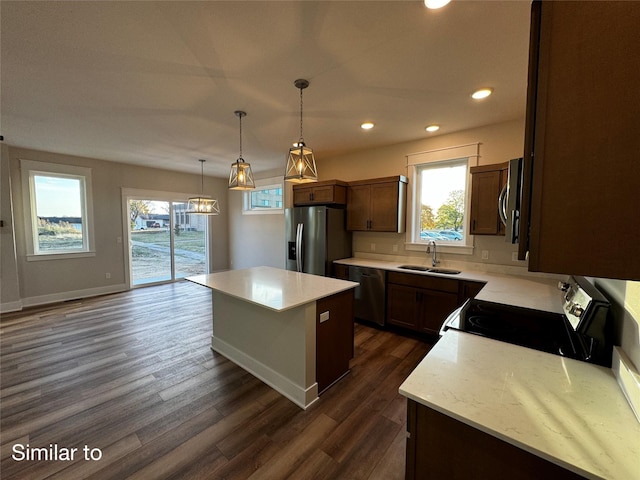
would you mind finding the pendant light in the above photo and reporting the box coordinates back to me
[186,159,220,215]
[228,110,255,190]
[284,79,318,183]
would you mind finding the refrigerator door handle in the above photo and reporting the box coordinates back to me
[296,223,304,272]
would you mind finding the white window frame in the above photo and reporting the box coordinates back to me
[21,159,96,261]
[405,143,479,256]
[242,176,284,215]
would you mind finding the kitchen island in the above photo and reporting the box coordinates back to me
[187,266,358,409]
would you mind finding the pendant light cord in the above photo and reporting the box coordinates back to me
[200,159,205,195]
[239,113,243,160]
[299,86,304,143]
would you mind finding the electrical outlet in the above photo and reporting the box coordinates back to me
[320,311,330,323]
[105,273,111,279]
[370,243,376,251]
[393,244,399,253]
[512,252,519,262]
[481,250,489,260]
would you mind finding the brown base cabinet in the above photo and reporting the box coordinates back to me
[386,272,460,335]
[405,400,585,480]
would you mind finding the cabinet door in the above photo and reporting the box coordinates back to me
[346,185,371,230]
[310,185,335,204]
[418,290,459,335]
[386,283,419,329]
[470,170,502,235]
[293,187,313,205]
[525,1,640,280]
[369,182,399,232]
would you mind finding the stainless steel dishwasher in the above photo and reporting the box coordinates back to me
[348,266,386,326]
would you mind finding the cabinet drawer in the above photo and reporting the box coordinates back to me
[387,272,458,293]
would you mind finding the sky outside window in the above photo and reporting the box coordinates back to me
[34,175,82,217]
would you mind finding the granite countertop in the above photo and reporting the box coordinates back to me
[334,257,565,313]
[187,266,358,312]
[399,330,640,480]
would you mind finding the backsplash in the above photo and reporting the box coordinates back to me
[352,231,527,271]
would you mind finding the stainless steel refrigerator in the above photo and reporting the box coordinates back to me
[285,206,351,276]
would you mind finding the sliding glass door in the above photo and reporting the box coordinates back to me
[128,199,208,286]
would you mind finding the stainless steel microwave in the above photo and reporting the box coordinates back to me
[499,157,523,244]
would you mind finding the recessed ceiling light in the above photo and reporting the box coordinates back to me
[425,125,440,132]
[471,88,493,100]
[360,122,375,130]
[424,0,451,9]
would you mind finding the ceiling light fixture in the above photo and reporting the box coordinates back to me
[186,159,220,215]
[361,122,375,130]
[284,79,318,183]
[425,124,440,132]
[424,0,451,9]
[228,110,255,190]
[471,87,494,100]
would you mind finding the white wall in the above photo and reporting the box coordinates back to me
[4,146,230,309]
[228,170,286,270]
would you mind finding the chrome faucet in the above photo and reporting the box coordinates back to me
[427,241,440,267]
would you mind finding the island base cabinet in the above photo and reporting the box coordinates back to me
[405,399,586,480]
[316,289,354,394]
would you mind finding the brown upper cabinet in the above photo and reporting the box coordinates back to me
[292,179,347,206]
[347,176,408,232]
[469,162,508,236]
[520,1,640,280]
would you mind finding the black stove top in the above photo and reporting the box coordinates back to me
[445,276,612,367]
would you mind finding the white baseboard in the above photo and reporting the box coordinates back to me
[17,284,128,310]
[0,300,24,314]
[211,335,319,410]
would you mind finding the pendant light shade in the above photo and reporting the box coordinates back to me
[228,110,255,190]
[285,79,318,183]
[187,159,220,215]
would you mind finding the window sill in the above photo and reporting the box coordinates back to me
[242,209,284,216]
[27,251,97,261]
[404,242,474,256]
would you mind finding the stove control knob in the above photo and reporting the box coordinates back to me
[558,281,570,292]
[569,303,585,318]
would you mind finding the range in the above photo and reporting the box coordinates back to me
[443,275,613,367]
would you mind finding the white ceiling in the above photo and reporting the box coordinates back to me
[1,1,532,178]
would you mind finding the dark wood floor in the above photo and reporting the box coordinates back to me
[0,281,433,479]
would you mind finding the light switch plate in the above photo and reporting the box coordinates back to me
[320,311,330,323]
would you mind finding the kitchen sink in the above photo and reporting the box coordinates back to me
[398,265,430,271]
[397,265,461,275]
[427,268,461,275]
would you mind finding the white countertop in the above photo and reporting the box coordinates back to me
[335,257,565,313]
[187,266,358,312]
[399,330,640,480]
